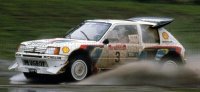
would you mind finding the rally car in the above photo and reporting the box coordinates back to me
[9,17,186,81]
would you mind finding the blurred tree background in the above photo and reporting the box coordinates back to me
[107,0,200,4]
[0,0,200,59]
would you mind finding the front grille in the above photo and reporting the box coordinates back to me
[22,59,48,67]
[24,47,46,54]
[23,55,42,58]
[24,51,41,54]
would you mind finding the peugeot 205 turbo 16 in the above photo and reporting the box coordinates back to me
[9,17,186,81]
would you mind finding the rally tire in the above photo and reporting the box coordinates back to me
[160,54,183,71]
[162,60,178,71]
[65,56,91,81]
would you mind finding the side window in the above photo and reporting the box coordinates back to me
[107,25,138,43]
[141,25,160,43]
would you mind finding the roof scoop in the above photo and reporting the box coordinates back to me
[127,17,174,28]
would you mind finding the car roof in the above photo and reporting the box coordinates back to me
[86,17,173,28]
[86,19,155,26]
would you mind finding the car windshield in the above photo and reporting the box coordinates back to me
[65,22,111,41]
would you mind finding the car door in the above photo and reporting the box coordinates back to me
[105,24,142,68]
[96,24,126,69]
[125,25,143,63]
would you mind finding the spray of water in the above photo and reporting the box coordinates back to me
[77,55,200,87]
[9,55,200,87]
[9,73,29,84]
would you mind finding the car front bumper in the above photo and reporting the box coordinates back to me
[8,52,68,75]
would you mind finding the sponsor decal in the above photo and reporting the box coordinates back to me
[127,52,138,57]
[146,46,182,54]
[80,45,104,50]
[91,47,103,62]
[108,45,126,50]
[80,45,88,49]
[62,46,70,53]
[155,49,169,60]
[162,32,169,40]
[162,40,173,43]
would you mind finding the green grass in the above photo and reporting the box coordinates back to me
[0,0,200,59]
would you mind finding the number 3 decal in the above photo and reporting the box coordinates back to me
[115,51,120,63]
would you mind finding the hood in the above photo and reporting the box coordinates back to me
[21,38,96,48]
[20,38,97,53]
[22,38,71,47]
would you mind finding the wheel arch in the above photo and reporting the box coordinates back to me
[67,49,93,74]
[68,49,92,63]
[162,51,185,64]
[59,49,93,81]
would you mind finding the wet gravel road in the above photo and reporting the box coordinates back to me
[1,56,200,92]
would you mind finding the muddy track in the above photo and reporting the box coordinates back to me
[1,55,200,92]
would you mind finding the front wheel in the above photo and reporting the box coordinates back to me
[65,56,90,81]
[71,59,88,81]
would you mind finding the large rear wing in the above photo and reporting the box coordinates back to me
[127,17,174,28]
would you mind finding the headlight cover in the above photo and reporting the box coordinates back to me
[45,47,60,55]
[18,44,26,52]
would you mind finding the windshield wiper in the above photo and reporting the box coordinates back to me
[80,31,90,40]
[65,34,71,39]
[68,34,71,39]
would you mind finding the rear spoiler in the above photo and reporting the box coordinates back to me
[127,17,174,28]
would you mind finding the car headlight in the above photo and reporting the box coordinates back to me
[18,44,26,52]
[45,47,60,55]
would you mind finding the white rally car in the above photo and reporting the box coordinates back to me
[9,17,186,81]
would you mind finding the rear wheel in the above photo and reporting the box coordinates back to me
[161,55,183,71]
[162,59,178,71]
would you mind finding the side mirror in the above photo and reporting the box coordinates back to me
[103,39,109,45]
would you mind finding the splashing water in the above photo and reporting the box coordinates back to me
[9,73,29,84]
[78,55,200,87]
[9,55,200,87]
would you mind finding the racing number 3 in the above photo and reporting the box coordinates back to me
[115,51,120,63]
